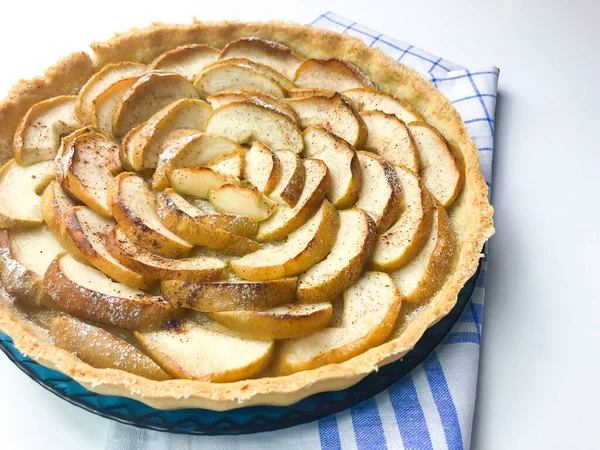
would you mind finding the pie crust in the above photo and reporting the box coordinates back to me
[0,20,493,411]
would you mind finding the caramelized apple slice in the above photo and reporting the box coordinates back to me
[91,76,139,138]
[231,201,339,281]
[342,87,421,124]
[209,184,276,221]
[51,316,171,380]
[293,58,374,91]
[268,149,305,207]
[207,90,298,121]
[243,142,281,195]
[43,254,181,331]
[166,167,240,199]
[14,96,82,166]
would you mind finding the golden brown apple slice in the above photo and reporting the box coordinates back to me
[44,254,181,331]
[135,319,273,382]
[371,166,435,271]
[157,189,261,255]
[0,227,65,308]
[56,131,122,217]
[107,172,193,258]
[361,110,419,172]
[297,208,377,303]
[207,90,298,121]
[257,158,329,242]
[112,71,200,138]
[91,76,140,138]
[106,226,225,282]
[268,149,305,207]
[76,62,146,123]
[201,58,295,90]
[14,96,82,166]
[51,316,171,381]
[231,201,339,281]
[63,206,154,290]
[342,87,422,124]
[303,126,361,209]
[0,159,55,228]
[389,203,456,303]
[120,98,212,171]
[162,277,297,312]
[40,181,85,260]
[209,184,276,221]
[207,302,332,340]
[286,93,367,148]
[204,147,244,178]
[220,38,304,80]
[204,100,303,153]
[408,121,464,208]
[275,271,402,374]
[194,60,287,98]
[293,58,374,91]
[148,44,220,81]
[242,142,281,195]
[354,151,402,233]
[166,167,240,199]
[153,130,242,190]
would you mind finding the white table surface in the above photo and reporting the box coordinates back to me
[1,1,598,449]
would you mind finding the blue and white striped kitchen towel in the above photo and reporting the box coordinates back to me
[107,12,498,450]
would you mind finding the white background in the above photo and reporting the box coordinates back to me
[0,1,598,449]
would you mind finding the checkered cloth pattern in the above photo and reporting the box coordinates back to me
[107,12,499,450]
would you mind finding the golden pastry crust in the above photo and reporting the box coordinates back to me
[0,20,494,411]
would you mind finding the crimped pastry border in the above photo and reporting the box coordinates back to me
[0,20,494,411]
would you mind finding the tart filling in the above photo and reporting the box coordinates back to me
[0,21,493,411]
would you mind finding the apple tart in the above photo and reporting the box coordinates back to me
[0,21,493,410]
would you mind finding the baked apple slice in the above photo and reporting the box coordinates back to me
[256,158,329,242]
[209,184,276,221]
[361,110,419,172]
[51,316,171,381]
[275,271,402,374]
[120,98,212,171]
[0,159,55,228]
[40,181,85,259]
[288,88,335,98]
[91,76,140,138]
[148,44,220,81]
[303,126,361,209]
[135,319,273,382]
[107,172,193,258]
[220,38,304,80]
[390,203,456,303]
[106,226,226,282]
[112,71,200,138]
[43,254,181,331]
[203,147,244,178]
[286,93,367,148]
[157,189,261,255]
[231,201,339,281]
[56,131,122,217]
[354,151,403,233]
[194,60,287,98]
[0,227,65,308]
[293,58,374,91]
[203,58,295,90]
[76,62,146,123]
[207,90,298,121]
[166,167,240,199]
[14,96,82,166]
[268,149,305,207]
[371,166,435,271]
[162,277,296,312]
[63,206,154,290]
[297,208,377,303]
[342,87,421,124]
[153,130,242,190]
[204,100,303,153]
[207,303,332,340]
[243,142,281,195]
[408,121,464,208]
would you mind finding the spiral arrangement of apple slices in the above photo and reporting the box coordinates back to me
[0,38,463,382]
